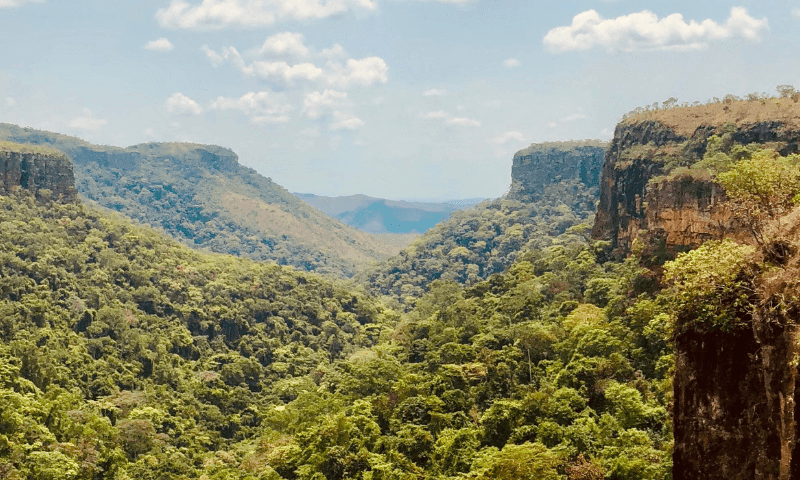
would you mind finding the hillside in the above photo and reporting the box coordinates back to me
[360,140,607,303]
[0,179,679,480]
[0,123,401,278]
[294,193,485,234]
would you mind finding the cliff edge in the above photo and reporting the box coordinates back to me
[0,141,75,201]
[592,99,800,256]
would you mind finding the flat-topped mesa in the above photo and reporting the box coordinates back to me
[507,140,607,200]
[0,141,76,201]
[591,97,800,256]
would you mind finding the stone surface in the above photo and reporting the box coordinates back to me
[591,120,800,255]
[507,141,607,200]
[0,150,76,201]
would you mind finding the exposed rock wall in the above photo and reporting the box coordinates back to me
[0,150,76,201]
[591,120,800,255]
[508,141,607,200]
[673,290,800,479]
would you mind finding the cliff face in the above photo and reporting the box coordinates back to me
[0,148,75,201]
[591,120,800,254]
[673,314,800,480]
[507,140,607,200]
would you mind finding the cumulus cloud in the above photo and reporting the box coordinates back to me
[543,6,768,53]
[563,112,588,122]
[491,131,525,145]
[156,0,377,30]
[201,45,225,66]
[503,58,520,68]
[330,111,364,130]
[423,88,447,96]
[303,89,347,119]
[4,97,15,108]
[326,57,388,88]
[203,43,386,88]
[252,32,309,58]
[0,0,42,7]
[423,110,480,127]
[145,38,175,51]
[793,8,800,18]
[68,109,107,131]
[250,61,324,85]
[210,91,292,123]
[166,92,204,115]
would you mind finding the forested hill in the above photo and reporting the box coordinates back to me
[359,140,607,304]
[0,123,401,278]
[0,175,675,479]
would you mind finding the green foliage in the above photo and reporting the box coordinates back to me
[361,179,599,305]
[716,149,800,244]
[0,123,397,278]
[663,240,755,331]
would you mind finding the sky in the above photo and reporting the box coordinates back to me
[0,0,797,201]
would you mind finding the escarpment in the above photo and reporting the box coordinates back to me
[508,140,607,200]
[0,142,75,201]
[592,114,800,256]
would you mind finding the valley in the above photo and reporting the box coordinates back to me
[2,92,800,480]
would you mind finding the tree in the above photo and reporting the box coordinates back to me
[716,149,800,245]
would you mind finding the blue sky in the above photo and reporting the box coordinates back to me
[0,0,796,200]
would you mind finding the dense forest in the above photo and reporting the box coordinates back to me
[360,179,599,304]
[0,124,401,278]
[4,92,800,479]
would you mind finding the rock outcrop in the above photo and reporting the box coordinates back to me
[508,140,607,200]
[0,144,75,201]
[591,118,800,256]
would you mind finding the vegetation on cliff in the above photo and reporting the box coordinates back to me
[0,124,400,278]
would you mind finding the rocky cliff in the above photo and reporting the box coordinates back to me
[590,99,800,479]
[0,142,75,201]
[591,115,800,256]
[508,140,607,200]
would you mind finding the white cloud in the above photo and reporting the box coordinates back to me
[503,58,520,68]
[0,0,42,7]
[143,127,156,137]
[166,92,204,115]
[68,109,107,131]
[321,44,346,58]
[445,117,481,127]
[250,60,324,85]
[201,45,225,66]
[204,44,384,89]
[793,8,800,19]
[423,88,447,96]
[424,110,481,127]
[210,91,292,123]
[145,38,175,51]
[4,97,15,107]
[326,57,388,88]
[544,6,768,53]
[491,131,525,145]
[330,111,364,130]
[252,32,309,58]
[423,110,448,119]
[156,0,377,30]
[303,89,347,119]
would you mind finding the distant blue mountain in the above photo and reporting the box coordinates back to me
[294,193,487,234]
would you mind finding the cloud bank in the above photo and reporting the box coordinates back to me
[156,0,377,30]
[544,7,768,53]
